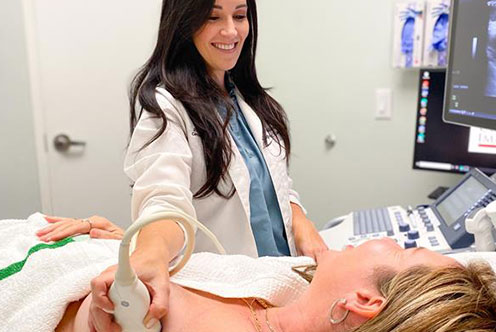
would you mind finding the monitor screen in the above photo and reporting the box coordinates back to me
[443,0,496,130]
[413,69,496,175]
[435,176,489,226]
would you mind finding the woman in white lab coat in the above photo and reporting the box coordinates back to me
[38,0,327,330]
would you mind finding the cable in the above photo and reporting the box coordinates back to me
[109,209,226,331]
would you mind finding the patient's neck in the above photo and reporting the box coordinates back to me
[271,288,341,332]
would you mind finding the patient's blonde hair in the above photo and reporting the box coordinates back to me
[353,262,496,332]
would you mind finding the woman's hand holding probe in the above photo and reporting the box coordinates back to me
[88,219,185,331]
[37,215,124,242]
[88,248,170,332]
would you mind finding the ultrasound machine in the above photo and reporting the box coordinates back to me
[320,67,496,254]
[320,167,496,253]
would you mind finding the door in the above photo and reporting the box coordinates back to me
[24,0,162,228]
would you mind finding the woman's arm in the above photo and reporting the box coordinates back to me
[136,219,185,259]
[89,95,198,331]
[291,203,328,261]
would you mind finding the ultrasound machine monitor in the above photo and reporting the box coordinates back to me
[413,69,496,175]
[443,0,496,130]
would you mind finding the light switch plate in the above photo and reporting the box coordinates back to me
[375,88,392,120]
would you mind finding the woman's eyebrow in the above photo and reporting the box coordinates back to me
[213,4,248,9]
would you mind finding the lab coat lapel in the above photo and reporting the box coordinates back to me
[225,124,252,225]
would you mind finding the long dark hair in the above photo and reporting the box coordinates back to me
[129,0,291,199]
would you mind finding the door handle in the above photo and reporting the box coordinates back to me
[324,134,337,149]
[53,134,86,152]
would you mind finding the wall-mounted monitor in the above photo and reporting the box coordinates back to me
[413,69,496,175]
[443,0,496,130]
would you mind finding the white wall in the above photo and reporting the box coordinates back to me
[0,0,41,218]
[0,0,463,226]
[257,0,461,228]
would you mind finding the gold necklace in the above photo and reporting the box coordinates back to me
[257,298,277,332]
[242,298,277,332]
[242,298,263,332]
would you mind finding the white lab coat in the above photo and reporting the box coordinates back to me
[124,87,305,257]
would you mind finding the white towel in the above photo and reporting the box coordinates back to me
[172,253,314,307]
[0,213,119,332]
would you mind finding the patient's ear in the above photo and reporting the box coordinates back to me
[344,289,386,319]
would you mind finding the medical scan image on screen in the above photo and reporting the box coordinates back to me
[413,69,496,175]
[487,2,496,97]
[436,176,489,226]
[446,0,496,124]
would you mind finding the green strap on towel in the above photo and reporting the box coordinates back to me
[0,237,75,281]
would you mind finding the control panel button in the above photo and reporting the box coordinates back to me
[425,223,434,232]
[399,223,410,232]
[407,229,420,240]
[429,237,439,245]
[404,239,418,249]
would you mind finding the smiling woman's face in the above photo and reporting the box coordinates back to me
[193,0,249,85]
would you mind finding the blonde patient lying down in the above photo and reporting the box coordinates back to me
[57,241,496,332]
[2,214,496,332]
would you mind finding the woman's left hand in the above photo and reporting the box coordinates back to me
[36,215,124,242]
[291,203,328,262]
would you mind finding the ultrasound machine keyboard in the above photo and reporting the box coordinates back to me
[353,208,394,236]
[321,206,452,253]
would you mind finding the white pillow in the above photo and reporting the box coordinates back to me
[447,252,496,271]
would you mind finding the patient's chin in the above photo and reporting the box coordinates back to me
[64,294,92,332]
[55,296,88,332]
